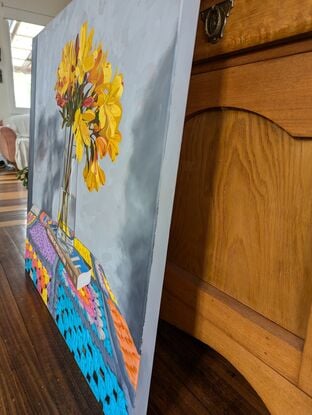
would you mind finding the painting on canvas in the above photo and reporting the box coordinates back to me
[25,0,199,413]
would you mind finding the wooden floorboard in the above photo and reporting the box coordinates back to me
[0,191,27,200]
[0,182,25,192]
[0,176,19,181]
[0,220,25,228]
[0,198,27,208]
[0,170,269,414]
[0,205,26,213]
[0,172,17,178]
[0,210,26,222]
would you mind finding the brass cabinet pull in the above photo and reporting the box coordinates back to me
[200,0,234,44]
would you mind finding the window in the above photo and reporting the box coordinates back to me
[8,20,44,109]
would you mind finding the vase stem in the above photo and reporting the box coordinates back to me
[57,129,77,252]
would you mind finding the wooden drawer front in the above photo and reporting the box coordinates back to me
[187,51,312,138]
[195,0,312,62]
[168,109,312,338]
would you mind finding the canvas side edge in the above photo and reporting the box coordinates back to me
[27,35,38,211]
[134,0,200,413]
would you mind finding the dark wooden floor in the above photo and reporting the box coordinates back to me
[0,169,269,414]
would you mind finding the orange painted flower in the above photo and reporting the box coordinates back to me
[95,136,108,159]
[73,109,95,161]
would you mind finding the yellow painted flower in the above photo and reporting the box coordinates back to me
[97,73,123,140]
[83,159,106,191]
[73,109,95,161]
[76,22,96,84]
[107,130,122,162]
[55,40,76,96]
[103,62,112,86]
[56,21,124,193]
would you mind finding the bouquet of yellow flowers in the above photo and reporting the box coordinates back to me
[55,22,124,192]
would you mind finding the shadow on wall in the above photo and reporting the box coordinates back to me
[117,37,176,352]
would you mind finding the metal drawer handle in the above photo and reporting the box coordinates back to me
[200,0,234,44]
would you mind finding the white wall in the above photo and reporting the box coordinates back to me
[0,0,70,120]
[0,11,13,120]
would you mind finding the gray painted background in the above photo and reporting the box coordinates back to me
[32,0,178,350]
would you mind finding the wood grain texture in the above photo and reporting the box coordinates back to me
[0,335,32,414]
[0,180,22,186]
[0,172,27,227]
[299,305,312,396]
[0,179,18,184]
[0,198,27,208]
[0,171,16,177]
[160,273,312,415]
[0,205,26,213]
[194,0,312,62]
[163,263,303,384]
[192,37,312,75]
[0,175,17,181]
[187,52,312,138]
[0,219,26,228]
[0,210,26,222]
[0,191,27,200]
[168,109,312,338]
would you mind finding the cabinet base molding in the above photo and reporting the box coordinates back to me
[161,263,312,414]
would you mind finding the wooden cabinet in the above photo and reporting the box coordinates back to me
[161,1,312,413]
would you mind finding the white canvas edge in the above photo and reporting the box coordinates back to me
[134,0,200,413]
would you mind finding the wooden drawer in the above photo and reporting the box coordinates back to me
[195,0,312,63]
[188,51,312,138]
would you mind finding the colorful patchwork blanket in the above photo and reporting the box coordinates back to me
[25,208,140,414]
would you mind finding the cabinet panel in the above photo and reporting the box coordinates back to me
[168,109,312,338]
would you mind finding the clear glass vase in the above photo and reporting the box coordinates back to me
[57,132,77,253]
